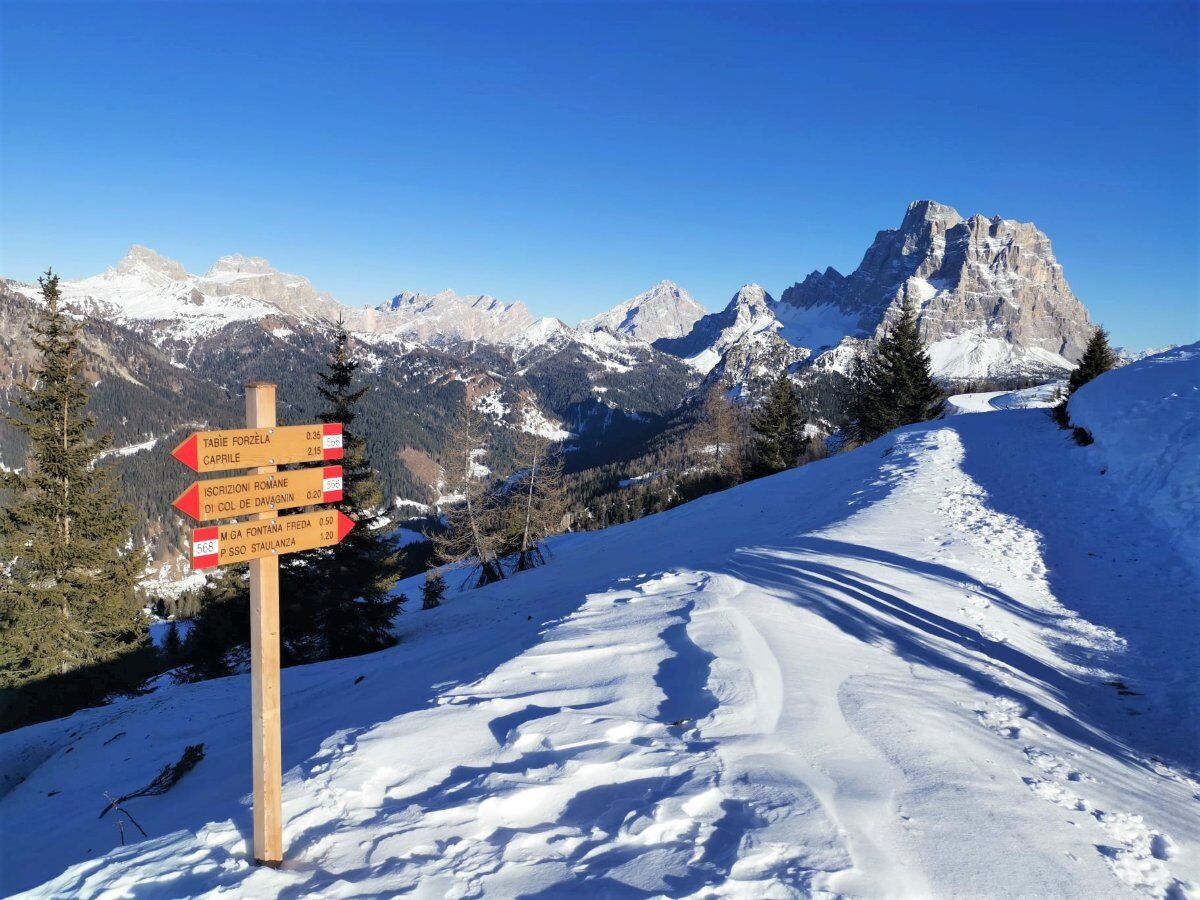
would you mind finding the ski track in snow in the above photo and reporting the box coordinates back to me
[2,366,1198,897]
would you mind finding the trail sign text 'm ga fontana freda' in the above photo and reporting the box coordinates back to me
[169,384,355,867]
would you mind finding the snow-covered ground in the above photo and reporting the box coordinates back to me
[1,348,1197,898]
[945,381,1065,415]
[927,332,1075,381]
[1069,343,1199,578]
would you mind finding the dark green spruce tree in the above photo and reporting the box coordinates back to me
[0,272,150,727]
[421,569,446,610]
[283,319,403,662]
[844,350,882,446]
[162,620,183,665]
[848,297,942,444]
[1068,325,1118,395]
[175,567,248,682]
[750,373,809,476]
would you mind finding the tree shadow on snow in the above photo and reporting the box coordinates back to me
[952,411,1200,770]
[726,539,1139,768]
[0,579,595,896]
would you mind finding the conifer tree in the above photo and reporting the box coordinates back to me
[284,319,402,662]
[843,349,879,447]
[175,567,247,683]
[846,297,942,443]
[750,373,808,475]
[507,424,566,572]
[162,620,183,665]
[421,569,446,610]
[0,272,149,721]
[693,383,745,482]
[1068,325,1117,395]
[435,396,506,587]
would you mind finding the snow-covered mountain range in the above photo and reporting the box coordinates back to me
[653,200,1095,387]
[0,200,1113,551]
[7,199,1098,390]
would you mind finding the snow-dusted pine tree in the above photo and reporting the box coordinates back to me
[0,272,149,726]
[750,373,808,475]
[1068,325,1118,395]
[286,319,403,661]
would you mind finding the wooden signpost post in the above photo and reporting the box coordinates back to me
[170,384,354,867]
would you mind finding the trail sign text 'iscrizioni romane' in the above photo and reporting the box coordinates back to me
[173,466,343,522]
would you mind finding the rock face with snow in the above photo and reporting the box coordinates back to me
[579,280,707,344]
[779,200,1094,379]
[198,253,347,323]
[116,244,188,280]
[651,201,1095,386]
[654,284,783,374]
[698,328,806,402]
[371,290,536,344]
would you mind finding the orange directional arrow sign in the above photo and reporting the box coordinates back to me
[173,466,343,522]
[190,509,355,570]
[172,423,342,473]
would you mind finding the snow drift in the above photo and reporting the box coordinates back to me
[1,349,1197,898]
[1069,342,1200,575]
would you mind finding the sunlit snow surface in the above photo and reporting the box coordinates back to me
[1070,343,1200,578]
[945,381,1065,415]
[1,347,1197,898]
[927,332,1075,380]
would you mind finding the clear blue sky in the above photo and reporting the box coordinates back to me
[2,1,1196,348]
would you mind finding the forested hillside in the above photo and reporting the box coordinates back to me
[0,282,698,565]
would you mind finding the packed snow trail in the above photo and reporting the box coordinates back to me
[944,380,1063,415]
[1,349,1197,898]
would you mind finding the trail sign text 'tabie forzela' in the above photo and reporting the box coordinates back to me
[171,423,343,473]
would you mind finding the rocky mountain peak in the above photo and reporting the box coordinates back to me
[206,254,277,277]
[901,199,965,232]
[726,284,774,318]
[518,316,571,347]
[778,200,1092,378]
[580,279,707,344]
[115,245,187,280]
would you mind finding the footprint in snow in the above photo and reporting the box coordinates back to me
[976,695,1194,899]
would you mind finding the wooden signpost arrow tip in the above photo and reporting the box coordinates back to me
[172,433,200,472]
[173,482,201,519]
